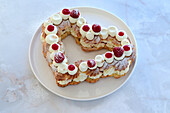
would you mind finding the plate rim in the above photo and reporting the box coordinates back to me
[28,6,138,101]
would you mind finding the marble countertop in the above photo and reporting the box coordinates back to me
[0,0,170,113]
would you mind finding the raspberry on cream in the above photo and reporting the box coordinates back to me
[123,45,132,56]
[77,17,86,27]
[53,52,68,66]
[50,14,62,25]
[80,24,90,37]
[91,24,101,35]
[60,8,70,20]
[68,64,78,75]
[121,38,130,46]
[79,62,88,72]
[49,43,60,52]
[108,26,117,37]
[69,9,80,23]
[100,27,108,39]
[87,59,97,70]
[45,24,58,35]
[57,63,68,74]
[104,52,114,63]
[45,34,59,44]
[116,30,127,41]
[95,55,104,67]
[113,47,125,60]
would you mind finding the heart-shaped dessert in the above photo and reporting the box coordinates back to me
[40,8,136,87]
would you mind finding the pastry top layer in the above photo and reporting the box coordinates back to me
[41,8,136,80]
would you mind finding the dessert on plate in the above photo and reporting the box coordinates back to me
[40,8,136,87]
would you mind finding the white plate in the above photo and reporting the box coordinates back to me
[29,7,138,101]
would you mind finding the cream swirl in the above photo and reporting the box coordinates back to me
[77,17,86,27]
[121,39,130,46]
[57,63,68,74]
[86,31,94,40]
[79,62,88,72]
[123,45,132,56]
[100,27,108,39]
[108,26,118,37]
[80,24,91,37]
[69,16,78,23]
[50,14,62,25]
[95,55,104,67]
[45,34,59,44]
[60,8,70,20]
[73,72,87,82]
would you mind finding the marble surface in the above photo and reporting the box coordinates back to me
[0,0,170,113]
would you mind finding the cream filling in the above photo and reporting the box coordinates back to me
[77,17,86,27]
[108,26,118,37]
[103,66,115,76]
[57,79,72,85]
[45,34,59,44]
[116,30,127,41]
[45,25,58,35]
[114,60,131,75]
[73,72,87,82]
[89,72,102,79]
[69,16,78,23]
[50,14,62,25]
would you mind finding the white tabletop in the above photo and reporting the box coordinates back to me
[0,0,170,113]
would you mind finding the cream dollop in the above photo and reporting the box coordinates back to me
[121,39,130,46]
[69,16,78,23]
[43,20,52,27]
[45,25,58,35]
[86,31,94,40]
[45,34,59,44]
[68,64,78,75]
[57,63,68,74]
[116,30,127,41]
[95,55,104,67]
[50,14,62,25]
[108,26,118,37]
[77,17,86,27]
[104,52,114,63]
[79,62,88,72]
[100,27,108,39]
[49,43,60,52]
[57,79,72,85]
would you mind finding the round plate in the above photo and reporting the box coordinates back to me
[29,7,138,101]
